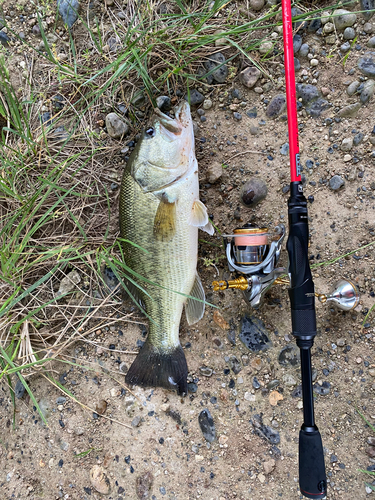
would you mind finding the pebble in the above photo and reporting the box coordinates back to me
[361,0,375,21]
[106,113,129,139]
[364,22,373,34]
[95,399,107,415]
[135,470,154,499]
[199,366,213,377]
[103,266,120,292]
[308,18,321,32]
[347,81,360,96]
[360,79,375,103]
[58,0,80,28]
[296,83,320,103]
[206,161,223,183]
[259,41,273,55]
[299,43,309,57]
[228,355,242,374]
[57,269,81,297]
[15,378,26,399]
[156,96,171,113]
[239,66,261,89]
[341,41,351,52]
[358,52,375,77]
[253,377,261,389]
[185,89,204,105]
[321,11,331,25]
[280,143,289,155]
[332,9,356,30]
[278,345,300,366]
[329,175,345,190]
[343,27,356,40]
[282,374,297,386]
[323,22,334,34]
[198,409,216,442]
[310,59,319,67]
[313,381,331,395]
[343,154,352,162]
[90,465,111,495]
[239,315,271,351]
[263,459,276,475]
[368,36,375,48]
[250,0,265,11]
[131,416,142,427]
[244,392,256,402]
[251,414,280,444]
[293,34,302,54]
[341,137,353,151]
[240,177,268,207]
[353,132,364,145]
[0,31,10,47]
[338,102,362,117]
[204,52,228,83]
[203,99,212,110]
[266,94,286,118]
[233,112,242,120]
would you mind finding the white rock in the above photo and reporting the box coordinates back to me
[343,154,352,162]
[106,112,129,139]
[259,41,273,55]
[57,269,81,297]
[244,392,256,402]
[323,22,334,34]
[203,99,213,110]
[321,11,331,25]
[341,137,353,151]
[310,59,319,66]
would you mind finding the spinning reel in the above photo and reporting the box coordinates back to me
[212,223,360,311]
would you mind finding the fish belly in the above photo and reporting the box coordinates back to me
[119,165,198,394]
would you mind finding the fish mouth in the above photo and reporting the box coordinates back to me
[153,101,191,134]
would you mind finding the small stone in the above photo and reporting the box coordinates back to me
[367,446,375,458]
[266,94,286,118]
[204,52,228,83]
[336,338,346,347]
[136,471,154,499]
[198,409,216,443]
[258,473,266,483]
[250,0,265,11]
[95,399,107,415]
[233,112,242,120]
[299,43,309,58]
[282,374,297,386]
[310,59,319,67]
[329,175,345,190]
[326,35,336,45]
[239,67,261,89]
[343,27,356,40]
[347,81,360,96]
[185,89,204,105]
[90,465,111,495]
[360,79,375,104]
[57,269,81,297]
[321,11,331,25]
[259,41,273,55]
[253,377,261,389]
[338,102,362,117]
[332,9,357,30]
[250,125,259,135]
[156,96,171,113]
[244,392,256,402]
[240,177,268,206]
[199,366,213,377]
[263,459,276,475]
[343,154,352,162]
[213,310,229,329]
[240,315,271,351]
[0,31,10,47]
[203,99,212,110]
[368,36,375,48]
[358,52,375,77]
[313,381,331,395]
[58,0,80,29]
[293,34,302,54]
[269,391,283,406]
[341,41,351,52]
[341,137,353,151]
[131,416,142,427]
[251,357,263,371]
[279,345,300,366]
[206,162,223,183]
[356,357,363,364]
[15,378,26,399]
[251,414,280,444]
[323,22,334,34]
[364,22,373,33]
[308,18,321,32]
[213,29,230,47]
[361,0,375,21]
[106,113,129,139]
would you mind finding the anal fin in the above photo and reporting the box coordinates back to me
[153,199,176,242]
[125,340,188,395]
[185,272,205,325]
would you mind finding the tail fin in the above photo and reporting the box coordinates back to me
[125,340,188,395]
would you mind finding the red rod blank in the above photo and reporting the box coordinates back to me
[282,0,301,183]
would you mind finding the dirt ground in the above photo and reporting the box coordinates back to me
[1,1,375,499]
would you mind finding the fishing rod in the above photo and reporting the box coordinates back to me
[281,0,327,497]
[211,1,360,497]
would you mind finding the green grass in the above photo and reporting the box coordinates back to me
[0,0,374,423]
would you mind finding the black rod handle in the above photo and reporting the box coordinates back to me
[299,426,327,499]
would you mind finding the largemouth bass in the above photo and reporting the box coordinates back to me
[119,101,213,395]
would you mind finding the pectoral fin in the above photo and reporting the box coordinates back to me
[153,199,176,241]
[185,272,205,325]
[189,200,214,235]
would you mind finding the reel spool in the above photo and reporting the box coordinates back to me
[212,223,360,310]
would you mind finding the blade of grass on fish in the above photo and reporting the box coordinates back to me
[0,344,48,425]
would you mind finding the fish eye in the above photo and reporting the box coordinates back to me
[145,127,155,137]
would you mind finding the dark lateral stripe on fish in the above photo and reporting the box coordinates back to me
[125,341,188,396]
